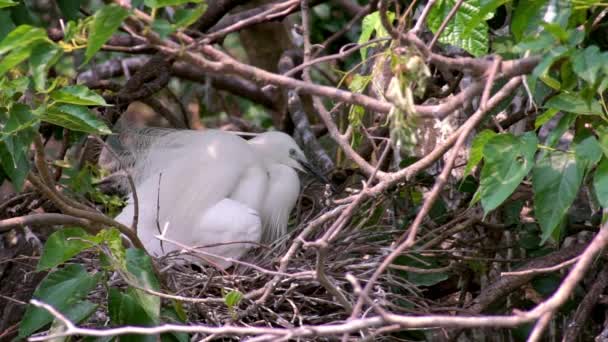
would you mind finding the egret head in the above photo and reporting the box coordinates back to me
[248,131,308,171]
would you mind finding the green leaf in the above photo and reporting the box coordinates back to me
[545,93,603,115]
[84,4,130,65]
[358,11,394,60]
[1,104,35,191]
[463,129,496,177]
[572,45,608,84]
[174,3,207,28]
[463,0,508,36]
[50,85,108,106]
[511,0,570,42]
[224,290,243,309]
[56,0,80,20]
[573,133,603,168]
[19,264,101,338]
[0,140,28,189]
[0,24,46,54]
[0,10,15,39]
[534,108,559,129]
[126,248,161,321]
[533,151,584,243]
[108,288,157,342]
[542,113,575,151]
[43,104,111,134]
[37,227,95,271]
[597,126,608,158]
[479,132,538,213]
[29,43,63,91]
[3,103,37,136]
[145,0,203,9]
[152,18,174,39]
[0,44,33,77]
[531,46,569,83]
[594,158,608,208]
[0,0,17,9]
[394,255,449,286]
[426,0,488,57]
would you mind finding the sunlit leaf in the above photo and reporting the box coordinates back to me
[358,11,394,60]
[0,24,47,54]
[43,104,111,134]
[0,0,17,9]
[50,85,108,106]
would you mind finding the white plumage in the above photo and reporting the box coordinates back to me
[113,129,307,269]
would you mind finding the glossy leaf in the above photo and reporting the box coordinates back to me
[0,24,46,54]
[478,132,538,213]
[43,104,112,134]
[84,4,129,65]
[427,0,488,57]
[37,227,95,271]
[19,264,101,338]
[463,129,496,177]
[50,85,108,106]
[533,151,584,242]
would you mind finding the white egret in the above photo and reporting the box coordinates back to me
[113,129,316,269]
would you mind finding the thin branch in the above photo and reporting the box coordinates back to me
[501,256,580,277]
[0,213,93,233]
[350,76,523,318]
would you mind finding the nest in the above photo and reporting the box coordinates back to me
[113,183,422,341]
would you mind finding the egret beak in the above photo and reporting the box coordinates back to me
[296,157,337,192]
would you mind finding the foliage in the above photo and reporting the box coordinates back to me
[0,0,608,340]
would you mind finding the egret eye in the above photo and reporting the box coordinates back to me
[289,148,297,157]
